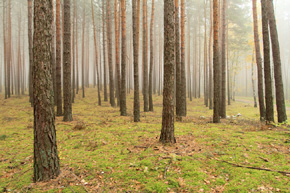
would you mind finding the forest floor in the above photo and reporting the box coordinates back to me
[0,88,290,193]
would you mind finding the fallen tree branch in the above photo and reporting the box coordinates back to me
[216,159,290,176]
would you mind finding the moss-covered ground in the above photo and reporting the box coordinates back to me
[0,88,289,192]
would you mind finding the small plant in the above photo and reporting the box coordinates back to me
[0,135,7,141]
[72,122,86,131]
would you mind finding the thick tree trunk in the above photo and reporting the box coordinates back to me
[143,0,149,112]
[213,0,221,123]
[267,0,287,123]
[160,0,176,144]
[261,0,274,123]
[149,0,155,112]
[180,0,187,116]
[120,0,127,116]
[107,0,116,107]
[63,0,73,122]
[33,0,60,181]
[133,0,140,122]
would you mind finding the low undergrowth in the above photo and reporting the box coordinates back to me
[0,88,289,192]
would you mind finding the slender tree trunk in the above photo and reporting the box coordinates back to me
[82,8,85,98]
[261,0,274,123]
[252,0,265,120]
[160,0,176,144]
[204,0,208,107]
[175,0,181,116]
[63,0,73,122]
[76,5,79,95]
[120,0,127,116]
[103,1,108,102]
[107,0,116,107]
[180,0,187,116]
[33,0,60,181]
[3,0,7,99]
[56,0,62,116]
[72,0,76,103]
[91,0,101,106]
[252,50,258,108]
[213,0,221,123]
[143,0,149,112]
[52,0,57,104]
[220,0,227,118]
[115,0,121,106]
[149,0,155,112]
[28,0,33,103]
[133,0,140,122]
[7,0,11,98]
[227,20,230,105]
[267,0,287,123]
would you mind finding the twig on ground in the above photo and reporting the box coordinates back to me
[216,158,290,176]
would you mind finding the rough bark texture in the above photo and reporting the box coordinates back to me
[180,0,187,117]
[267,0,287,123]
[252,0,266,120]
[107,0,116,107]
[261,0,274,123]
[133,0,140,122]
[149,0,155,112]
[56,0,62,116]
[120,0,127,116]
[175,0,181,116]
[160,0,176,144]
[63,0,73,122]
[220,0,226,118]
[213,0,220,123]
[143,0,149,112]
[33,0,60,182]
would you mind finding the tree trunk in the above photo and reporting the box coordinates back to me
[33,0,60,181]
[160,0,176,144]
[149,0,155,112]
[213,0,221,123]
[56,0,62,116]
[115,0,121,106]
[252,50,258,108]
[133,0,140,122]
[82,8,85,98]
[143,0,149,112]
[180,0,186,116]
[63,0,73,122]
[91,0,101,106]
[204,0,208,107]
[103,1,108,102]
[107,0,116,107]
[267,0,287,123]
[261,0,274,123]
[120,0,127,116]
[28,0,33,103]
[220,0,226,118]
[175,0,181,116]
[51,0,56,104]
[72,0,76,103]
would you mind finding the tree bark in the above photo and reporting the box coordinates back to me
[133,0,140,122]
[213,0,221,123]
[267,0,287,123]
[82,7,85,98]
[143,0,149,112]
[252,50,258,108]
[175,0,181,116]
[149,0,155,112]
[28,0,33,103]
[103,1,108,102]
[261,0,274,123]
[63,0,73,122]
[115,0,121,106]
[56,0,62,116]
[180,0,187,116]
[33,0,60,181]
[160,0,176,144]
[107,0,116,107]
[120,0,127,116]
